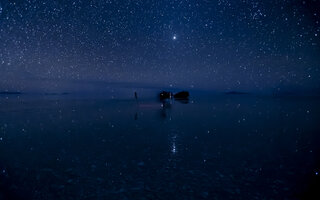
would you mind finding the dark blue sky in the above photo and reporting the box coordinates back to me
[0,0,319,93]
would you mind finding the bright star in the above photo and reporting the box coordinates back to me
[173,35,177,40]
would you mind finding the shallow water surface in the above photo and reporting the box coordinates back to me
[0,95,319,199]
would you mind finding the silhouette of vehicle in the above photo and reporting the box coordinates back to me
[159,91,173,100]
[174,91,189,99]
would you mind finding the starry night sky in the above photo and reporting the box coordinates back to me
[0,0,320,94]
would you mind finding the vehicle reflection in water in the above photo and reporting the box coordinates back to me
[160,99,173,120]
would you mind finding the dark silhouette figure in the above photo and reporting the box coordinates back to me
[134,91,138,100]
[174,91,189,99]
[134,92,139,120]
[159,91,173,100]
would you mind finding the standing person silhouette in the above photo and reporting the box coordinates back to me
[134,91,138,100]
[134,91,139,120]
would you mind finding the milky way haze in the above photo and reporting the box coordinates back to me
[0,0,320,94]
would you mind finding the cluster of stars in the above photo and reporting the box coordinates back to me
[0,0,319,93]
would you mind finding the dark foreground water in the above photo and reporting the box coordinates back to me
[0,95,319,199]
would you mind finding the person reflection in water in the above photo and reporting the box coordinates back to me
[134,112,138,120]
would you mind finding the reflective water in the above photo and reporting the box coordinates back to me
[0,95,319,199]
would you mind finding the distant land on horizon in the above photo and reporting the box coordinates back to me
[225,91,249,95]
[0,91,22,95]
[2,78,320,98]
[1,89,320,98]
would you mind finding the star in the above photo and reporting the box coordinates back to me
[172,35,177,40]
